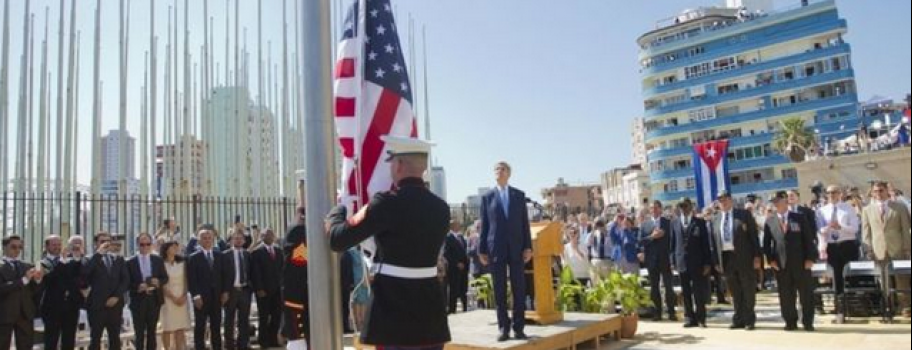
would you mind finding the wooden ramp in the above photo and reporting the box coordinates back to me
[443,311,622,350]
[355,311,622,350]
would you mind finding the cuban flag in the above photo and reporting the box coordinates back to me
[692,140,732,209]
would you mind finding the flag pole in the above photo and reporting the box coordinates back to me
[54,0,65,193]
[0,0,10,194]
[37,6,49,236]
[301,0,342,348]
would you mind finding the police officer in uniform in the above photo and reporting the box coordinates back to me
[328,136,451,350]
[283,207,310,350]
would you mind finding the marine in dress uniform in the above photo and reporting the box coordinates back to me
[283,211,310,350]
[328,136,451,350]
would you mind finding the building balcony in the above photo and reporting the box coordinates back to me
[648,132,775,162]
[650,154,789,181]
[645,68,854,118]
[641,18,847,77]
[644,44,851,96]
[639,0,838,61]
[653,178,799,202]
[646,93,857,139]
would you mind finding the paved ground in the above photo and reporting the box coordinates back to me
[342,292,911,350]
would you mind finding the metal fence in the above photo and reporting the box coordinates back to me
[2,191,297,260]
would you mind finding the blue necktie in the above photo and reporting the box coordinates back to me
[501,188,509,218]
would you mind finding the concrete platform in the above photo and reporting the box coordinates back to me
[444,310,622,350]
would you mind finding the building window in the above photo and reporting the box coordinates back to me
[686,178,696,190]
[782,168,798,179]
[665,180,679,193]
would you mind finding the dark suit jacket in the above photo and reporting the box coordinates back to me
[671,216,713,273]
[251,245,284,294]
[479,187,533,265]
[127,254,169,308]
[764,212,818,271]
[38,256,85,317]
[187,250,225,304]
[221,249,252,290]
[639,216,673,270]
[0,260,39,324]
[82,254,130,312]
[444,233,469,274]
[711,209,762,272]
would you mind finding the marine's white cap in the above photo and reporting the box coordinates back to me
[381,135,435,161]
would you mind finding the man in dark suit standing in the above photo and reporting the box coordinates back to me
[40,235,89,350]
[83,233,130,350]
[788,190,819,237]
[251,228,284,348]
[712,191,762,331]
[38,235,68,350]
[765,192,819,332]
[639,200,677,322]
[128,232,169,350]
[445,220,470,314]
[222,229,253,350]
[479,161,534,342]
[41,235,88,350]
[671,199,713,328]
[187,225,225,350]
[1,235,42,350]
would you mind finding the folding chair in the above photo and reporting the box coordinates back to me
[888,260,912,321]
[842,261,885,322]
[810,263,836,316]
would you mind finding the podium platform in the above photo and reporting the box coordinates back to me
[445,310,622,350]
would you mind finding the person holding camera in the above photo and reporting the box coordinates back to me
[128,232,169,350]
[83,233,130,350]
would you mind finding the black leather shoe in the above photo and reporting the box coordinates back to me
[683,322,698,328]
[729,324,745,330]
[669,315,679,322]
[745,325,756,331]
[804,325,816,332]
[497,334,510,342]
[700,323,708,328]
[514,332,529,340]
[784,324,798,331]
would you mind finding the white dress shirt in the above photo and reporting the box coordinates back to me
[720,210,735,251]
[816,202,859,243]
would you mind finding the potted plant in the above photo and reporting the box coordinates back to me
[557,266,587,312]
[470,274,495,310]
[606,271,652,339]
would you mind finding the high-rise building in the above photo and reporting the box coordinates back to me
[203,87,280,198]
[156,135,208,197]
[429,166,447,200]
[638,0,858,203]
[101,130,136,182]
[99,130,140,236]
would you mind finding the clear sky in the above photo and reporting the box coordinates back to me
[3,0,910,203]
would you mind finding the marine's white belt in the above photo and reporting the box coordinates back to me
[376,263,438,279]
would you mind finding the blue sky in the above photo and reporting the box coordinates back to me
[3,0,910,203]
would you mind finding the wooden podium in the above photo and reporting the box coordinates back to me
[525,221,564,325]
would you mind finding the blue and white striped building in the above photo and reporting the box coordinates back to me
[638,0,859,203]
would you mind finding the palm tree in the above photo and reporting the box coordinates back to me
[773,117,818,162]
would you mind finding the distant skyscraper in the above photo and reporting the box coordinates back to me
[430,166,447,200]
[156,135,208,197]
[203,87,280,198]
[101,130,136,182]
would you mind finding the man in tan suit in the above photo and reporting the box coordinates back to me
[862,182,912,318]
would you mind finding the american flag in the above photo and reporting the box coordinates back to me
[334,0,418,210]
